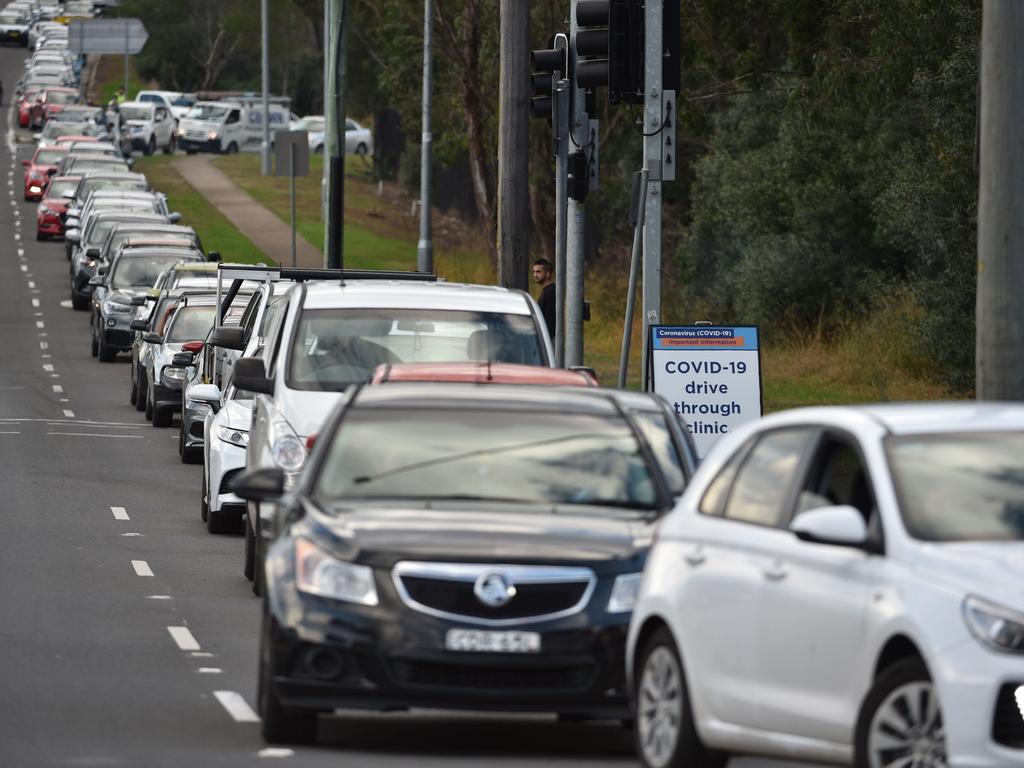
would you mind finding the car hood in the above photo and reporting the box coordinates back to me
[125,119,152,128]
[222,398,253,430]
[108,288,148,303]
[276,388,345,439]
[911,541,1024,610]
[307,503,653,571]
[40,197,68,211]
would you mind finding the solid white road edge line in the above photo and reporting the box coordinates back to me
[214,691,261,723]
[46,433,144,439]
[131,560,154,577]
[167,626,201,651]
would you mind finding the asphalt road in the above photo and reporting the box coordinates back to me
[0,44,831,768]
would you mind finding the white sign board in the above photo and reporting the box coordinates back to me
[650,325,763,459]
[68,18,148,55]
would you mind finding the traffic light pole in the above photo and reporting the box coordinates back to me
[565,0,587,368]
[417,0,434,273]
[553,77,570,367]
[325,0,347,269]
[640,0,664,389]
[260,0,270,176]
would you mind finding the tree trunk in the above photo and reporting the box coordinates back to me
[461,0,495,254]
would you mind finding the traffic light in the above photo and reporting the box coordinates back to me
[529,45,566,120]
[568,150,588,201]
[574,0,643,104]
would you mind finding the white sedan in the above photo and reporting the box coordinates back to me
[198,384,252,535]
[628,402,1024,768]
[308,118,372,156]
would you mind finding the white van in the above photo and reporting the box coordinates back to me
[177,99,290,155]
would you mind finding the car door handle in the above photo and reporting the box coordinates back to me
[683,547,706,567]
[763,561,788,582]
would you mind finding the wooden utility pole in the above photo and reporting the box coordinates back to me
[496,0,530,290]
[977,1,1024,398]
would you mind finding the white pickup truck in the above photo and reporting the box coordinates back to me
[177,99,290,155]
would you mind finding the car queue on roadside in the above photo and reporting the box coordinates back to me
[8,4,1023,767]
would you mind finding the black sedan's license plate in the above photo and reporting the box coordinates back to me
[445,629,541,653]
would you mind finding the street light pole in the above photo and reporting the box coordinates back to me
[260,0,270,176]
[417,0,433,273]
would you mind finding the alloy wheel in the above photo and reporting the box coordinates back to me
[637,646,684,768]
[867,681,947,768]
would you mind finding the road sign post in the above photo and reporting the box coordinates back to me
[275,130,310,268]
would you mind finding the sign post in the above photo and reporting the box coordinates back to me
[649,325,763,459]
[274,130,310,268]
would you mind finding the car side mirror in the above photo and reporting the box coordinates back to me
[130,296,146,306]
[232,356,274,395]
[231,467,285,502]
[88,275,105,287]
[171,352,194,366]
[189,383,222,411]
[65,229,80,244]
[142,332,162,344]
[568,365,599,385]
[46,167,57,176]
[21,159,29,167]
[210,326,245,350]
[130,319,148,331]
[86,247,100,258]
[97,265,108,275]
[207,251,221,263]
[168,212,182,224]
[32,133,41,140]
[790,505,869,549]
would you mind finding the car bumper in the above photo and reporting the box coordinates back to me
[37,216,63,236]
[129,135,150,149]
[182,401,211,451]
[935,637,1024,766]
[208,437,246,514]
[100,314,134,350]
[151,381,182,414]
[178,138,220,153]
[24,182,45,200]
[265,583,631,718]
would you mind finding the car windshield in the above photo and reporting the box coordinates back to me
[187,104,228,121]
[45,179,77,198]
[47,91,77,105]
[288,308,544,391]
[313,409,658,510]
[79,178,147,198]
[69,160,127,174]
[85,219,121,246]
[119,106,152,121]
[111,254,195,291]
[34,149,63,165]
[886,432,1024,542]
[166,306,216,343]
[172,96,194,107]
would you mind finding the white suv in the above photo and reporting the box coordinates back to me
[628,402,1024,768]
[232,277,554,592]
[118,101,176,155]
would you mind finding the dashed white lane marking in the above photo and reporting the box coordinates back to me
[59,299,72,309]
[167,626,200,651]
[132,560,154,577]
[59,398,70,402]
[47,432,143,438]
[121,532,143,537]
[111,506,129,520]
[258,749,295,758]
[62,409,75,419]
[146,595,172,600]
[16,248,22,256]
[214,691,261,723]
[13,233,20,240]
[42,363,53,371]
[19,264,26,272]
[0,431,21,435]
[31,298,39,308]
[27,281,35,288]
[51,384,60,392]
[40,342,48,350]
[198,668,222,674]
[36,321,45,329]
[191,651,214,658]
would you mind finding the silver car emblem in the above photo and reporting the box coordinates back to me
[473,572,517,608]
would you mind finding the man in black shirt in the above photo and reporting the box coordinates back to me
[532,258,556,340]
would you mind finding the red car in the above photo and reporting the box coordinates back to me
[36,174,81,241]
[28,87,82,130]
[21,146,66,201]
[17,86,43,127]
[370,362,600,386]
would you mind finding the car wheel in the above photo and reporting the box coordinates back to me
[129,367,138,406]
[136,372,148,412]
[200,466,209,522]
[152,405,172,428]
[162,135,175,155]
[635,628,725,768]
[144,135,155,156]
[314,144,323,154]
[36,231,45,241]
[90,326,99,358]
[208,504,242,535]
[226,142,239,155]
[244,516,256,580]
[355,142,368,156]
[258,610,318,744]
[97,334,116,362]
[854,659,946,768]
[185,148,197,156]
[144,382,154,421]
[71,291,90,311]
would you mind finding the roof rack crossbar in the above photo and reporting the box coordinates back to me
[215,264,439,283]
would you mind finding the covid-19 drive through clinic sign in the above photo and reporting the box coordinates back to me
[650,326,763,459]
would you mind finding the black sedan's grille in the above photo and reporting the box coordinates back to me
[220,468,243,496]
[390,659,594,692]
[399,576,589,620]
[993,683,1024,749]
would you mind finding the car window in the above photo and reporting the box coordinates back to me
[699,441,751,517]
[166,306,216,343]
[797,439,874,518]
[721,428,815,527]
[631,410,687,496]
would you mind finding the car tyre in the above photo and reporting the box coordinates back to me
[854,658,946,768]
[634,628,725,768]
[162,134,175,155]
[152,405,172,428]
[98,334,116,362]
[355,142,368,156]
[36,231,45,241]
[136,371,148,412]
[226,142,239,155]
[129,366,138,406]
[200,465,209,522]
[90,326,99,358]
[244,516,256,580]
[71,291,90,311]
[144,382,154,421]
[258,610,318,745]
[144,135,155,156]
[185,148,197,156]
[208,505,241,535]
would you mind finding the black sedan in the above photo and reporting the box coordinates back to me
[232,383,681,745]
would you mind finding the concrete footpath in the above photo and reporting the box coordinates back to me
[171,155,324,268]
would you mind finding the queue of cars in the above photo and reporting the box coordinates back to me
[12,11,1023,766]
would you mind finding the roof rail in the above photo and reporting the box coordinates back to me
[216,264,439,283]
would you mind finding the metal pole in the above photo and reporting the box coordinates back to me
[640,0,664,390]
[326,0,347,269]
[565,0,587,367]
[260,0,271,175]
[619,168,650,388]
[322,0,330,224]
[417,0,433,273]
[290,143,297,267]
[123,24,129,99]
[553,78,569,367]
[978,0,1024,398]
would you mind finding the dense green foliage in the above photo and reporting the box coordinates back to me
[117,0,981,389]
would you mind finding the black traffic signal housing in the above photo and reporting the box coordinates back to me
[529,45,566,120]
[568,150,588,201]
[574,0,643,104]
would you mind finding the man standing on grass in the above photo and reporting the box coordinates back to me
[532,258,556,341]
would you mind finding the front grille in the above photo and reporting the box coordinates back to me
[400,576,589,621]
[390,659,594,692]
[188,420,205,438]
[993,683,1024,749]
[220,468,243,496]
[104,330,133,348]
